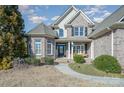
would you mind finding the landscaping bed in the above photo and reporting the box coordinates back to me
[69,63,124,78]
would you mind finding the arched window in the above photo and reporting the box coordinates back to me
[59,29,64,37]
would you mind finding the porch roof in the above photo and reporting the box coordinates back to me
[55,37,92,43]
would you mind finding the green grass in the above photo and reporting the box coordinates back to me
[69,63,124,78]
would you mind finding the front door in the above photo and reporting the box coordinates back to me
[58,45,65,57]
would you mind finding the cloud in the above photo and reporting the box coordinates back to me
[51,16,60,21]
[93,11,111,23]
[84,5,111,23]
[85,5,105,16]
[93,17,104,23]
[102,10,111,18]
[28,15,48,24]
[28,9,35,14]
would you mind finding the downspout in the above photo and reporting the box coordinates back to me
[107,27,114,56]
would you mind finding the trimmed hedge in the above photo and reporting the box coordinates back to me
[24,57,41,66]
[93,55,121,73]
[73,54,85,63]
[44,57,54,65]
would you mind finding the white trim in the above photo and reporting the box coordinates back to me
[91,40,94,59]
[52,6,78,25]
[58,28,64,38]
[34,39,42,55]
[73,26,85,36]
[73,43,85,54]
[118,16,124,22]
[111,30,114,56]
[79,10,94,25]
[47,41,53,55]
[67,10,94,25]
[68,41,71,59]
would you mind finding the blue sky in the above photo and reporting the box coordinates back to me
[18,5,120,32]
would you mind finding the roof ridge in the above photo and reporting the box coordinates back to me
[95,5,124,28]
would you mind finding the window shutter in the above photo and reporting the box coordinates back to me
[85,44,88,54]
[85,27,88,36]
[72,27,74,36]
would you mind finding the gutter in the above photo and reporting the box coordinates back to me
[88,22,124,39]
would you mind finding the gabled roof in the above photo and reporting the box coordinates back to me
[27,23,57,38]
[89,5,124,38]
[52,6,78,25]
[67,10,94,25]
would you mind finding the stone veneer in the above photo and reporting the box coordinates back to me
[30,36,55,59]
[113,29,124,67]
[94,32,112,58]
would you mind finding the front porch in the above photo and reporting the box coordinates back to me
[55,38,92,60]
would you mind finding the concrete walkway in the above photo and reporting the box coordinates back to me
[54,63,124,86]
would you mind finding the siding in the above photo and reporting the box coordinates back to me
[113,29,124,67]
[94,32,112,58]
[67,13,92,38]
[58,9,77,38]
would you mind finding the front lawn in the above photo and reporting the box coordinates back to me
[0,65,108,87]
[69,63,124,78]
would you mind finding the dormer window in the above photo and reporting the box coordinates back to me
[59,29,64,37]
[120,18,124,22]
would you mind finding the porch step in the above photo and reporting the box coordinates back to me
[54,57,92,64]
[54,57,73,63]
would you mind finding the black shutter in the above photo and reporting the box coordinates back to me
[85,27,88,36]
[72,27,74,36]
[85,44,88,54]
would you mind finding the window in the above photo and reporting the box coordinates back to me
[47,40,53,55]
[74,27,79,36]
[34,39,41,55]
[121,18,124,22]
[80,27,83,36]
[73,27,84,36]
[73,44,84,54]
[59,29,64,37]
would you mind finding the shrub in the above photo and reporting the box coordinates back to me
[44,57,54,65]
[93,55,121,73]
[25,57,41,66]
[0,56,12,70]
[73,54,85,63]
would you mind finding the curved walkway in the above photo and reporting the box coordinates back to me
[54,63,124,86]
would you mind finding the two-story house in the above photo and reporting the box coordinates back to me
[27,5,124,67]
[27,6,94,60]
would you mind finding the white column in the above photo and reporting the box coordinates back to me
[68,41,70,59]
[111,31,114,56]
[91,40,94,59]
[71,42,74,59]
[54,42,56,59]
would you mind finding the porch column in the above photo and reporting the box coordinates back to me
[91,40,94,59]
[54,41,56,59]
[68,41,71,59]
[71,42,74,59]
[111,30,114,56]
